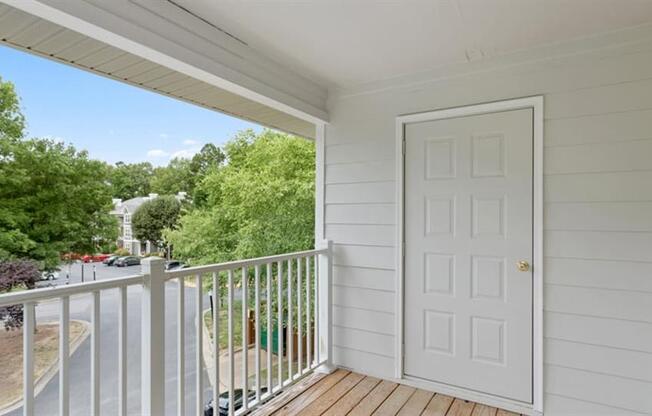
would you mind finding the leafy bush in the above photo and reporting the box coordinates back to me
[114,248,130,256]
[0,259,40,330]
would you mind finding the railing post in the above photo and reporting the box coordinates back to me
[141,257,166,415]
[317,240,335,373]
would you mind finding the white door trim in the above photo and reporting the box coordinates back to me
[395,96,544,415]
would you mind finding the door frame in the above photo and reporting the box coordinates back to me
[395,96,544,415]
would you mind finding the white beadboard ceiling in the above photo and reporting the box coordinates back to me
[0,3,316,139]
[172,0,652,90]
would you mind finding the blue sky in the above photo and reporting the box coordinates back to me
[0,45,260,166]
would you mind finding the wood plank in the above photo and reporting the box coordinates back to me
[322,376,381,416]
[396,389,434,415]
[372,384,417,415]
[445,399,475,416]
[348,380,399,416]
[471,404,497,416]
[297,372,365,416]
[421,394,454,416]
[273,369,349,415]
[251,372,326,416]
[495,410,519,416]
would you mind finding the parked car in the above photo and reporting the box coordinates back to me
[82,253,111,263]
[204,388,268,416]
[115,256,141,267]
[103,255,120,266]
[165,260,186,271]
[40,269,60,281]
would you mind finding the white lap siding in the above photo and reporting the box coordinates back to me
[325,37,652,414]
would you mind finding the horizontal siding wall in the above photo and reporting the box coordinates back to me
[325,36,652,414]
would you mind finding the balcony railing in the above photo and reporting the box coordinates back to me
[0,241,333,416]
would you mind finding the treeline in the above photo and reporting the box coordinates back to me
[0,76,315,272]
[108,142,225,201]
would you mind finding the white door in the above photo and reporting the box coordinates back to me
[403,108,533,403]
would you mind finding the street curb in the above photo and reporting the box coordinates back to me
[0,320,91,416]
[202,308,246,392]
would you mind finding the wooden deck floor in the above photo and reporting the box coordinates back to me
[251,369,524,416]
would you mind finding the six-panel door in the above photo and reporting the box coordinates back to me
[403,108,533,403]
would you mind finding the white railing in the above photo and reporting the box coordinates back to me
[0,241,333,416]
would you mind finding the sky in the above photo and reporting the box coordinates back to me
[0,45,261,166]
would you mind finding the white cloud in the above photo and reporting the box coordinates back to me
[146,149,169,158]
[171,148,199,159]
[159,133,169,139]
[182,139,199,146]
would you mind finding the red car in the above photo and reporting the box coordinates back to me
[82,254,111,263]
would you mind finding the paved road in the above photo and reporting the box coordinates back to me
[8,263,212,416]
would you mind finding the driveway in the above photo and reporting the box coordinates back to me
[7,263,212,416]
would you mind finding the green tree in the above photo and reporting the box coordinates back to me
[165,129,314,265]
[108,161,153,200]
[0,77,25,140]
[0,137,118,269]
[189,143,225,178]
[132,195,182,252]
[0,78,117,268]
[150,157,193,195]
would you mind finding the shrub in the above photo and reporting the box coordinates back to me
[114,248,130,256]
[0,260,40,330]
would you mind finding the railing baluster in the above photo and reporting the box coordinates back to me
[254,265,261,402]
[287,259,293,381]
[178,277,185,416]
[306,256,311,370]
[242,267,248,411]
[227,269,235,416]
[266,263,272,395]
[118,287,127,416]
[276,261,283,390]
[196,274,203,415]
[59,296,70,416]
[23,301,35,416]
[0,248,331,416]
[314,254,320,365]
[212,272,219,414]
[297,257,303,377]
[91,291,100,416]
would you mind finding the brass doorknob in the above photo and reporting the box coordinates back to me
[517,260,530,272]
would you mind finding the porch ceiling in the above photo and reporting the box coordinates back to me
[0,3,316,139]
[173,0,652,91]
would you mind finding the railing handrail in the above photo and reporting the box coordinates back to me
[165,247,329,280]
[0,273,144,307]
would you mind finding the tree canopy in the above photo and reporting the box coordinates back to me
[165,129,314,265]
[0,77,117,269]
[0,77,25,140]
[108,161,154,200]
[132,195,183,250]
[150,158,193,196]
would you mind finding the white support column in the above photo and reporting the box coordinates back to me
[316,240,335,374]
[141,257,166,416]
[315,123,326,243]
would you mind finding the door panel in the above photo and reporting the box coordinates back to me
[403,108,533,403]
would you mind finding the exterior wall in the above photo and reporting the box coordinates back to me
[325,40,652,414]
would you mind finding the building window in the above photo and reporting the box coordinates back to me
[124,213,131,224]
[124,224,132,240]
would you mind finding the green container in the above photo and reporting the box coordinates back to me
[261,325,283,355]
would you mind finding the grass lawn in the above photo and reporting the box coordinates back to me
[204,300,243,350]
[0,321,85,409]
